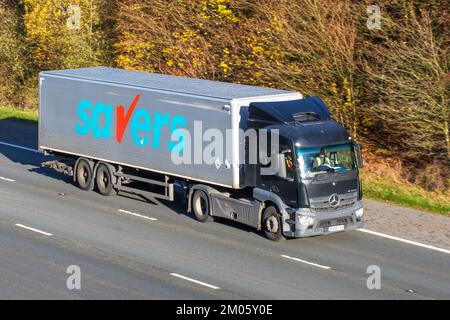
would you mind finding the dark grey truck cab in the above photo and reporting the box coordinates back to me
[238,97,364,239]
[188,97,364,241]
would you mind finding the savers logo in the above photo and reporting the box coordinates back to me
[75,94,187,152]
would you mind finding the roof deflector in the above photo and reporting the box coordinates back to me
[248,96,331,125]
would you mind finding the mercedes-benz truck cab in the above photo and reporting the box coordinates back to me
[247,97,364,239]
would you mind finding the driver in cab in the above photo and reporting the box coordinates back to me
[313,150,331,169]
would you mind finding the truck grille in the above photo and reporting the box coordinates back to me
[309,192,357,212]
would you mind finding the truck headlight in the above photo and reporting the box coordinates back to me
[299,215,314,226]
[355,208,364,218]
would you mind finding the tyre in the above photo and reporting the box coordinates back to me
[262,206,283,241]
[95,163,116,196]
[76,158,94,191]
[192,190,210,222]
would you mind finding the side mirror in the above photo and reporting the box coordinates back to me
[354,142,363,169]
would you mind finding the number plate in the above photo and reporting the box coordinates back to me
[327,225,345,232]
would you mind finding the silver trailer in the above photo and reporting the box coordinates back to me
[40,67,364,241]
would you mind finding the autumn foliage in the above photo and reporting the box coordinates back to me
[0,0,448,191]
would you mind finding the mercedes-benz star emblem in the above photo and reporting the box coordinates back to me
[329,194,340,208]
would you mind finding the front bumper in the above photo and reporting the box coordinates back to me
[283,201,364,238]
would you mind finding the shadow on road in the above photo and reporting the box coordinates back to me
[0,118,38,149]
[0,142,74,183]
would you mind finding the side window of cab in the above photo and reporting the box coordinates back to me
[277,148,296,181]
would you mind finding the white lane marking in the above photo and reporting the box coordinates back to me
[281,254,331,270]
[15,223,53,236]
[0,141,39,153]
[0,176,15,182]
[170,273,220,290]
[357,228,450,255]
[118,209,157,221]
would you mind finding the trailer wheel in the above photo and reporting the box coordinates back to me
[192,190,210,222]
[76,158,94,191]
[262,206,283,241]
[95,163,116,196]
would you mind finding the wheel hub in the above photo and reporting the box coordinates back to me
[266,216,279,233]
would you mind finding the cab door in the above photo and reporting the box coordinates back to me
[258,136,298,207]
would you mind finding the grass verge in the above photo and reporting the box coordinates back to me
[362,172,450,215]
[0,106,38,124]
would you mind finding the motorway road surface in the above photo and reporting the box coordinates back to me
[0,119,449,299]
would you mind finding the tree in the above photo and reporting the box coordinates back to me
[362,3,449,164]
[22,0,106,70]
[0,1,29,107]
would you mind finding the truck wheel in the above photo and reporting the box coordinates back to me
[192,190,210,222]
[262,206,283,241]
[76,159,94,191]
[95,163,116,196]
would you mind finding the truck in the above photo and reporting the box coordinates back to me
[39,66,364,241]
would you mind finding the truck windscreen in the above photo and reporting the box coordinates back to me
[296,143,356,179]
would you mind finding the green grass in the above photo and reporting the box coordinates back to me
[0,106,38,124]
[362,176,450,215]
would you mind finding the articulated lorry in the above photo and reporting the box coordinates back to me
[39,67,364,241]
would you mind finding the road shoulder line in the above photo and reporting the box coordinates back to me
[358,228,450,255]
[0,140,39,153]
